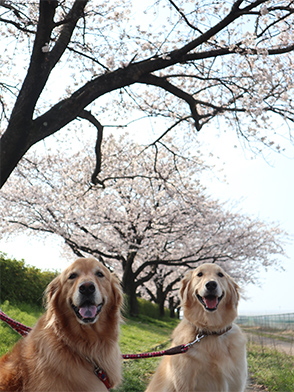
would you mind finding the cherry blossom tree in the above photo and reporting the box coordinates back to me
[1,0,294,187]
[141,267,182,317]
[0,135,286,315]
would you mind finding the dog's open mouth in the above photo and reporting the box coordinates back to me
[197,294,224,312]
[71,302,103,323]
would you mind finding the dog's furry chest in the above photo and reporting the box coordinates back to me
[21,327,113,392]
[166,326,246,391]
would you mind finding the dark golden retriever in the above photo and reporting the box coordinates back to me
[146,263,247,392]
[0,257,123,392]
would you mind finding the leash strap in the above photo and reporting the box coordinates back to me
[94,366,112,390]
[123,334,205,360]
[122,344,188,359]
[0,309,31,336]
[0,309,206,357]
[86,356,112,390]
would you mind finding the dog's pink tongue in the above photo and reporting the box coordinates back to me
[204,296,218,309]
[79,305,97,319]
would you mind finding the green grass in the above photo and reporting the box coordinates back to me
[114,316,178,391]
[0,300,43,356]
[247,341,294,392]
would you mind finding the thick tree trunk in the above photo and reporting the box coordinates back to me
[128,292,139,317]
[159,300,165,317]
[169,297,175,318]
[156,285,167,317]
[122,257,139,316]
[124,283,139,317]
[0,124,31,187]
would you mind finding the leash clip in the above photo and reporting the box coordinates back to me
[184,333,205,349]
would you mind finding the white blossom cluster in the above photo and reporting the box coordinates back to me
[0,135,286,309]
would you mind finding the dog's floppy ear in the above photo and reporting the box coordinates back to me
[111,273,123,309]
[226,274,240,309]
[179,270,193,306]
[43,275,62,328]
[44,275,61,308]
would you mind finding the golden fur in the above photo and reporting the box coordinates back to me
[146,263,247,392]
[0,257,123,392]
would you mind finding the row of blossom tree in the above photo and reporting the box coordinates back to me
[0,135,286,315]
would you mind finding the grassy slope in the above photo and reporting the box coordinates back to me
[1,301,293,391]
[115,316,178,391]
[0,300,43,356]
[247,341,294,392]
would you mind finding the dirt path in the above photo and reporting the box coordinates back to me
[246,378,267,391]
[246,332,294,356]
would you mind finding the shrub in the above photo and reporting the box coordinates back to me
[0,252,58,307]
[123,296,172,320]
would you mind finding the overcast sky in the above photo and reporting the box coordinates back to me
[197,128,294,315]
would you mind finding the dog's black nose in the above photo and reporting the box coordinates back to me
[205,281,217,292]
[79,281,96,296]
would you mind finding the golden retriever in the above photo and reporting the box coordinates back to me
[0,257,123,392]
[146,263,247,392]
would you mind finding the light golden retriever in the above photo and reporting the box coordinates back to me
[0,257,123,392]
[146,263,247,392]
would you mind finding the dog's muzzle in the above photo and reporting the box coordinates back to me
[197,280,223,312]
[71,281,103,324]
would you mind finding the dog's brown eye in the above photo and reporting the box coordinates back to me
[197,272,203,277]
[218,272,224,277]
[96,271,104,278]
[68,273,78,280]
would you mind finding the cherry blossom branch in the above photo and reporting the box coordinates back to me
[0,16,35,33]
[138,74,201,130]
[64,238,124,263]
[1,0,294,188]
[167,0,203,35]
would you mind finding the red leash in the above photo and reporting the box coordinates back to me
[122,336,204,359]
[0,309,31,336]
[0,309,205,358]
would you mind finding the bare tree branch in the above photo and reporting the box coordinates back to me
[1,0,294,187]
[78,110,104,185]
[138,74,201,130]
